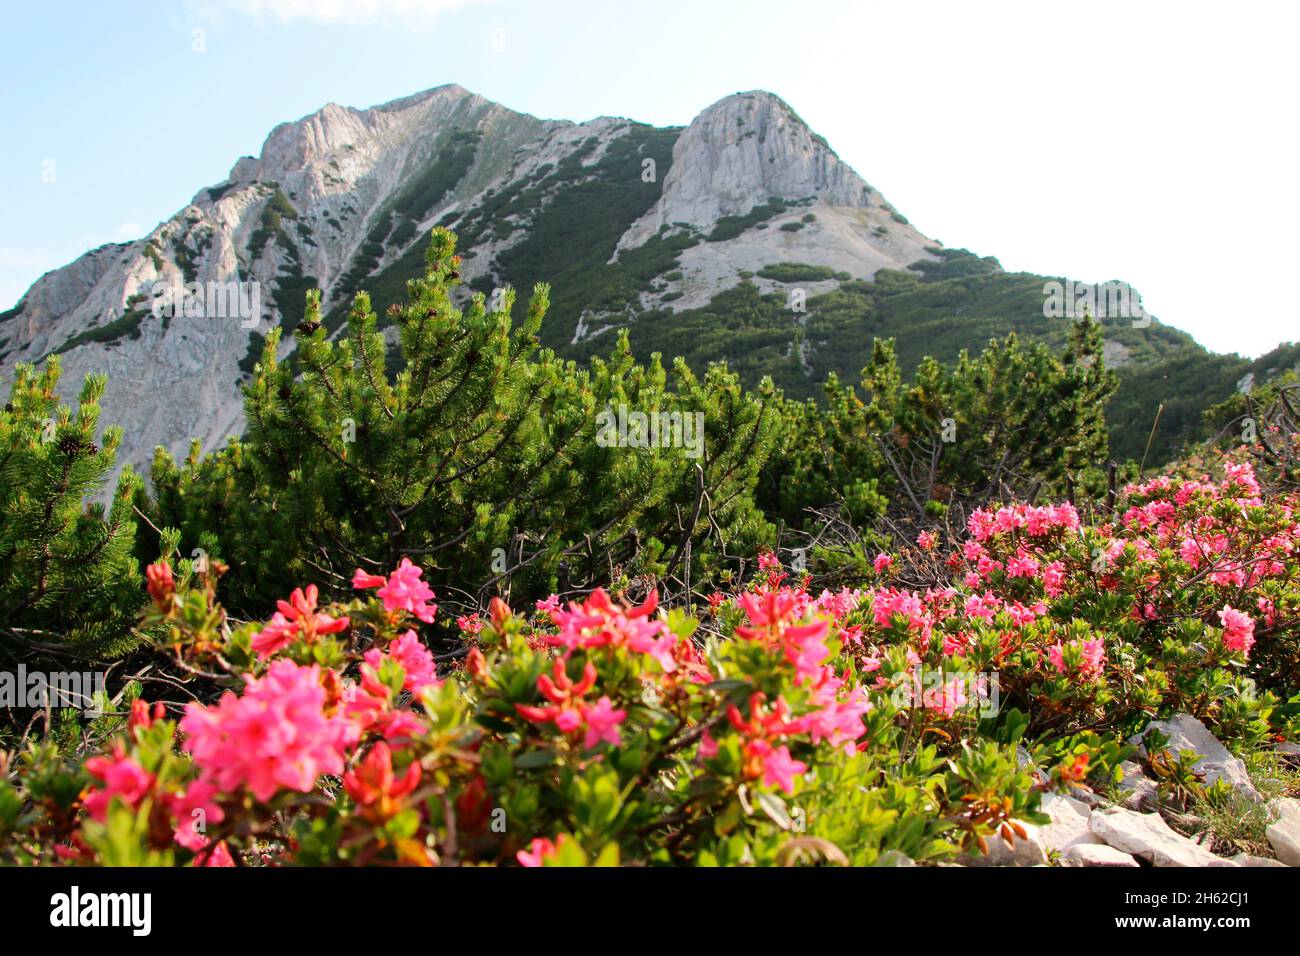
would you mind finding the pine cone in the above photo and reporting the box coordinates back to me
[57,435,86,456]
[296,320,322,335]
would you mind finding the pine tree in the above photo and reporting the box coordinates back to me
[145,229,780,616]
[762,316,1116,523]
[0,359,145,661]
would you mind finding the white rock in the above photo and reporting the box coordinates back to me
[963,822,1046,867]
[1067,786,1110,809]
[1129,714,1260,804]
[1089,807,1235,867]
[1039,792,1103,851]
[1117,760,1159,811]
[1265,797,1300,866]
[876,850,915,867]
[1230,853,1286,867]
[1275,741,1300,758]
[1061,843,1139,867]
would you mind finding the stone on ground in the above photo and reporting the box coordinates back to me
[1129,714,1261,804]
[1265,797,1300,866]
[1039,792,1103,852]
[1117,760,1159,811]
[1061,843,1140,867]
[1088,806,1235,867]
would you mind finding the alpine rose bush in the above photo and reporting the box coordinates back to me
[1,459,1296,867]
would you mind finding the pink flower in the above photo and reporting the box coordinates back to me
[1221,462,1260,498]
[1006,552,1040,579]
[180,660,357,802]
[581,696,627,748]
[351,569,387,589]
[82,747,154,822]
[167,779,225,851]
[343,742,422,817]
[921,676,970,718]
[736,590,831,681]
[629,628,680,673]
[746,740,806,794]
[795,694,870,748]
[758,550,781,571]
[535,594,561,614]
[873,553,894,574]
[547,588,665,655]
[916,531,938,551]
[456,613,484,635]
[364,630,441,694]
[517,660,598,733]
[1046,638,1106,678]
[251,584,350,658]
[1042,561,1066,597]
[1257,597,1277,628]
[1218,604,1256,655]
[354,558,437,623]
[196,842,235,867]
[517,837,558,867]
[1079,638,1105,674]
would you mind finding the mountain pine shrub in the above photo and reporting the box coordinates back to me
[143,229,780,620]
[0,359,145,660]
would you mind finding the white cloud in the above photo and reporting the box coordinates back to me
[215,0,484,27]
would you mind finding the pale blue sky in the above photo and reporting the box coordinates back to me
[2,0,1295,356]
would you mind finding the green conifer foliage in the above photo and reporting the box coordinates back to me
[0,359,145,660]
[146,230,780,615]
[763,316,1116,524]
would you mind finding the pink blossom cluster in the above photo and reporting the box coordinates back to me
[516,660,628,748]
[967,502,1080,542]
[353,557,438,622]
[180,660,358,802]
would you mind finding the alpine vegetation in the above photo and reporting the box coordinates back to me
[2,227,1297,871]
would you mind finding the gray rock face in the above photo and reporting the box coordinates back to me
[1088,806,1235,867]
[621,91,874,243]
[1,85,938,482]
[1130,714,1261,804]
[1265,797,1300,866]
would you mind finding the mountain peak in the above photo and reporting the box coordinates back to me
[618,89,875,246]
[373,82,478,112]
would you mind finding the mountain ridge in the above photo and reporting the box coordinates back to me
[1,84,1293,476]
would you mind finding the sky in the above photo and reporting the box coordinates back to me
[1,0,1295,357]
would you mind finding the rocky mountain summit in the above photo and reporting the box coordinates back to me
[0,85,936,475]
[2,84,1293,479]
